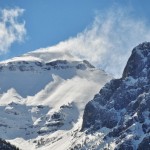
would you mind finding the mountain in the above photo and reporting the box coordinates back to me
[74,42,150,150]
[0,46,112,149]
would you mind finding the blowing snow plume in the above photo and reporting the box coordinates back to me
[53,7,150,78]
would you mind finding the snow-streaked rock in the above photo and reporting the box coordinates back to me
[80,42,150,150]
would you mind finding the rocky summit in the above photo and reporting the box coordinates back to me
[82,42,150,150]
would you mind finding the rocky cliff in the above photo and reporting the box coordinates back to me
[82,42,150,149]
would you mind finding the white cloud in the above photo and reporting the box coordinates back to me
[54,7,150,78]
[0,8,26,53]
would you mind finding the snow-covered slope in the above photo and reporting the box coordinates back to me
[0,46,112,149]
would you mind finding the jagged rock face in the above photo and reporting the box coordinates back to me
[82,42,150,149]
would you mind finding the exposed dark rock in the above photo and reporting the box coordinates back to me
[0,138,19,150]
[51,112,62,121]
[9,65,16,71]
[142,123,150,133]
[35,61,43,66]
[115,140,134,150]
[0,66,3,71]
[138,136,150,150]
[19,65,26,71]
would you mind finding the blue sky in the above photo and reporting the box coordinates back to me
[0,0,112,58]
[1,0,150,76]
